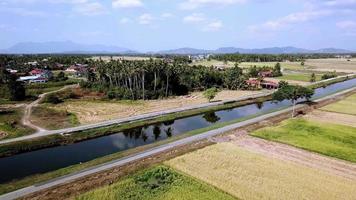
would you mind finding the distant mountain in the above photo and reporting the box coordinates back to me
[1,42,352,54]
[1,41,136,54]
[157,48,211,55]
[157,46,352,55]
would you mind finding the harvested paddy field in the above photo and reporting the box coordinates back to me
[76,166,235,200]
[304,58,356,73]
[166,143,356,200]
[304,110,356,127]
[320,93,356,115]
[251,118,356,162]
[50,90,261,124]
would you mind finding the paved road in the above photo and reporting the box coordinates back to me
[0,90,273,145]
[21,85,78,133]
[1,87,354,200]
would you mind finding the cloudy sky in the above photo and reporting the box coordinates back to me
[1,0,356,51]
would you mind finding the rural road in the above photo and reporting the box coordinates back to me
[0,87,355,200]
[21,84,79,134]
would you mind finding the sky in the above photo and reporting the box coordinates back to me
[1,0,356,51]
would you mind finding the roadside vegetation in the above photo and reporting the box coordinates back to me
[320,93,356,115]
[166,143,356,200]
[0,108,34,140]
[31,106,79,130]
[76,166,235,200]
[252,118,356,162]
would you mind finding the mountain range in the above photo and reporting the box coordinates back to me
[0,41,353,54]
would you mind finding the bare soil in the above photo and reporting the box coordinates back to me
[51,90,262,124]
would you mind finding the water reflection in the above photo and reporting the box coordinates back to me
[203,112,221,123]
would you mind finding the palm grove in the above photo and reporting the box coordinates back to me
[81,59,283,100]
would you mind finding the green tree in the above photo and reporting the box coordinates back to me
[310,73,316,82]
[224,66,246,90]
[272,63,283,77]
[273,84,314,117]
[203,87,219,102]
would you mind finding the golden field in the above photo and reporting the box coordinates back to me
[166,143,356,200]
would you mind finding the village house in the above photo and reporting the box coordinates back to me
[258,70,274,78]
[246,78,279,90]
[65,64,88,77]
[29,68,53,79]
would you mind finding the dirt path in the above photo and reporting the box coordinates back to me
[21,84,78,133]
[229,135,356,180]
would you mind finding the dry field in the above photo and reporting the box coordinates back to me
[320,93,356,115]
[50,90,262,124]
[166,142,356,200]
[304,110,356,127]
[304,58,356,73]
[264,77,308,86]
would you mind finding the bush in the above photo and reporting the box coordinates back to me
[321,72,337,80]
[43,93,63,104]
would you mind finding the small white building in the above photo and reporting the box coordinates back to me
[18,76,48,83]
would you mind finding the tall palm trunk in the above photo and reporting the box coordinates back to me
[142,72,145,100]
[166,74,169,97]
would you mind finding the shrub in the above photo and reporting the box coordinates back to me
[321,72,337,80]
[43,93,63,104]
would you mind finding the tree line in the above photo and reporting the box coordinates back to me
[80,59,256,100]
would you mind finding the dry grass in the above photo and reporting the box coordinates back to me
[304,110,356,127]
[320,93,356,115]
[304,58,356,73]
[166,143,356,200]
[49,90,261,124]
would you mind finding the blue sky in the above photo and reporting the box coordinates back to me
[1,0,356,51]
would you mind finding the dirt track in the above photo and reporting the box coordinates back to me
[230,135,356,180]
[21,85,78,133]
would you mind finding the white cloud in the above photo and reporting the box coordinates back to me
[183,13,206,23]
[120,17,132,24]
[73,2,107,16]
[112,0,143,8]
[248,10,332,33]
[203,20,223,31]
[138,13,153,24]
[324,0,356,7]
[161,12,174,18]
[337,20,356,29]
[180,0,246,10]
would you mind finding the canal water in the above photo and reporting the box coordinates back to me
[0,78,355,183]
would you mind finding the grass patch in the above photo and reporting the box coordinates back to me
[320,94,356,115]
[76,165,235,200]
[166,143,356,200]
[31,106,79,130]
[252,118,356,162]
[277,73,322,82]
[0,109,34,140]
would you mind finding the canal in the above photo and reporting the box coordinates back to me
[0,78,355,183]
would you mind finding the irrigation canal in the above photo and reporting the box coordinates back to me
[0,78,355,183]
